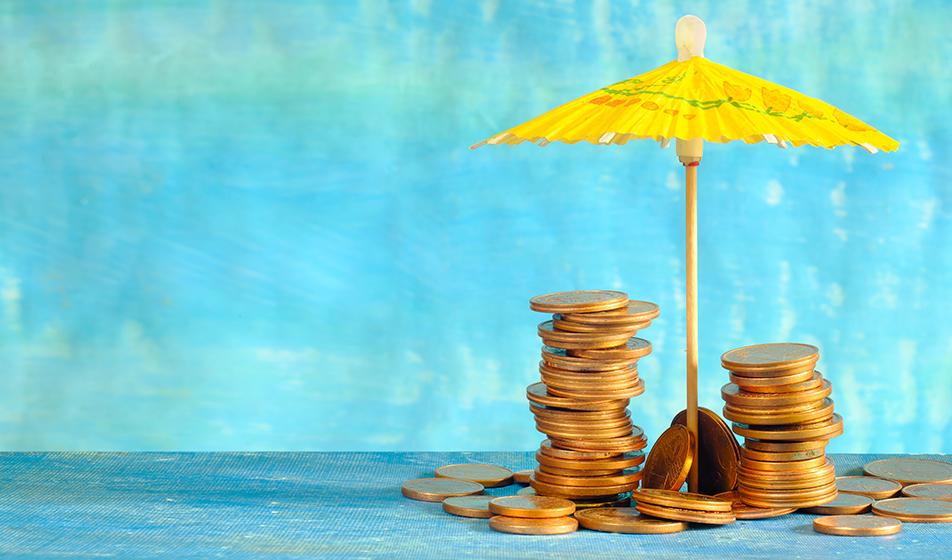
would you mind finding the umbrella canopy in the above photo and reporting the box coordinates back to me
[473,45,898,154]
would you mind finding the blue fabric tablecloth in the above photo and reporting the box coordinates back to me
[0,452,949,559]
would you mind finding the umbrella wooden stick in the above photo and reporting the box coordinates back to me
[675,15,706,493]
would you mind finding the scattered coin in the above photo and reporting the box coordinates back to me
[671,407,740,495]
[902,483,952,501]
[442,495,495,518]
[835,476,902,500]
[872,498,952,522]
[574,507,686,534]
[641,425,695,490]
[530,290,629,314]
[489,495,576,518]
[813,514,902,536]
[401,478,484,502]
[513,469,533,485]
[634,502,735,525]
[489,515,578,535]
[804,493,874,515]
[435,463,514,488]
[864,458,952,486]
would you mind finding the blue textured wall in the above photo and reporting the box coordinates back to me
[0,1,948,452]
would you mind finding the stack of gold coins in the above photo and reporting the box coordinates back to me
[527,290,658,505]
[719,343,843,509]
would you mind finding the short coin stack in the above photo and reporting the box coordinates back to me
[720,343,842,509]
[527,290,658,506]
[487,496,578,535]
[633,488,735,525]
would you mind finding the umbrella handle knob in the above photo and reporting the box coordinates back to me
[676,15,706,61]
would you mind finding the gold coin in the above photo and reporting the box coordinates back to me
[539,439,624,460]
[570,337,652,360]
[435,463,514,488]
[871,498,952,522]
[745,439,828,453]
[714,491,796,520]
[670,407,740,495]
[533,468,642,487]
[721,379,832,407]
[724,398,834,425]
[835,476,902,500]
[552,317,640,335]
[741,445,826,462]
[574,507,687,534]
[546,379,645,400]
[527,382,628,410]
[442,495,496,518]
[729,367,816,387]
[732,413,843,441]
[741,455,829,472]
[721,343,819,372]
[641,424,695,491]
[530,290,628,314]
[902,483,952,501]
[489,514,578,535]
[538,464,623,477]
[536,451,645,471]
[530,476,635,498]
[489,495,576,518]
[514,469,533,485]
[863,458,952,485]
[731,372,824,394]
[633,488,733,512]
[541,346,637,372]
[401,478,484,502]
[634,502,735,525]
[804,493,874,515]
[813,514,903,536]
[561,300,660,325]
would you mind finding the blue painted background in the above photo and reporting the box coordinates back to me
[0,1,948,452]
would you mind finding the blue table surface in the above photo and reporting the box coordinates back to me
[0,452,949,559]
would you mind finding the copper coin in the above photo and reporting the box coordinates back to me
[530,477,635,498]
[670,407,740,495]
[541,346,637,372]
[633,488,733,512]
[741,446,826,462]
[570,337,652,360]
[562,300,660,325]
[536,422,634,440]
[540,364,639,384]
[731,372,824,394]
[547,379,645,400]
[514,469,533,485]
[739,473,836,491]
[804,492,873,515]
[536,451,645,471]
[527,383,628,410]
[541,372,641,390]
[721,380,832,407]
[836,476,902,500]
[489,495,576,518]
[572,494,632,508]
[902,483,952,501]
[530,290,628,314]
[442,495,495,518]
[538,465,624,477]
[534,412,633,429]
[864,458,952,485]
[714,491,796,519]
[732,414,843,441]
[727,361,818,379]
[401,478,484,502]
[634,502,735,525]
[517,486,536,496]
[813,515,902,536]
[724,398,834,425]
[729,367,816,388]
[552,317,640,335]
[729,395,830,416]
[489,514,578,535]
[435,463,514,488]
[550,434,647,453]
[738,489,838,509]
[530,404,630,422]
[641,425,695,491]
[539,439,624,460]
[741,455,829,472]
[533,468,642,488]
[745,439,828,453]
[721,343,819,372]
[574,507,687,534]
[872,498,952,522]
[740,481,838,500]
[540,320,632,345]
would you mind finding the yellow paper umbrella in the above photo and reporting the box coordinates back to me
[474,15,898,492]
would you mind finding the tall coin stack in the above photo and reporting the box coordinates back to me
[526,290,658,507]
[719,343,843,509]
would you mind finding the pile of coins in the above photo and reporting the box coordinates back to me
[720,343,843,509]
[527,290,658,506]
[632,488,735,525]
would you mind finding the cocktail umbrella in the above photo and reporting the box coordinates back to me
[473,15,898,492]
